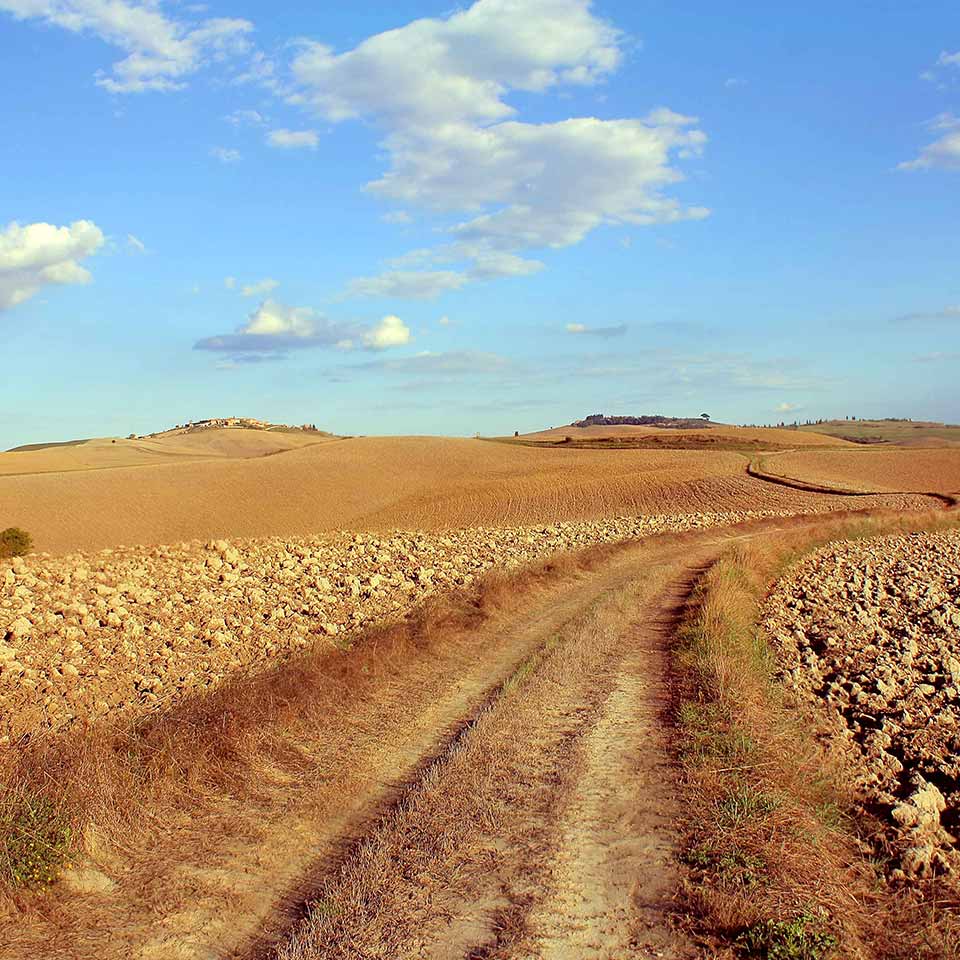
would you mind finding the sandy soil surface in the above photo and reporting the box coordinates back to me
[0,435,932,555]
[0,511,780,742]
[761,448,960,495]
[763,530,960,880]
[520,423,850,446]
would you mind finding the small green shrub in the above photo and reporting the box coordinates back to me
[684,844,767,889]
[0,789,73,887]
[738,912,837,959]
[0,527,32,559]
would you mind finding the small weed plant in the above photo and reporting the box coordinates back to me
[0,527,32,559]
[738,912,837,960]
[0,789,73,888]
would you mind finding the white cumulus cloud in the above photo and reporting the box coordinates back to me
[288,0,708,294]
[0,0,253,93]
[290,0,622,127]
[0,219,105,310]
[267,128,319,149]
[362,314,411,349]
[195,299,412,359]
[195,298,357,354]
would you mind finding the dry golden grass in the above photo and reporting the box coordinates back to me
[674,508,960,958]
[1,434,790,554]
[762,448,960,495]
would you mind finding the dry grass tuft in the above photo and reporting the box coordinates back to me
[674,508,960,958]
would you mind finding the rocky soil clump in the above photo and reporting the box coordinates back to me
[763,530,960,880]
[0,511,780,742]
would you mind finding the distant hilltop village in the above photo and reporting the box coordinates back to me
[139,418,327,439]
[573,413,712,430]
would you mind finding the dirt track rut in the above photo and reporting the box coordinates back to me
[270,543,730,960]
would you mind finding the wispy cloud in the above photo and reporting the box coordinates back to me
[352,349,515,377]
[210,146,241,164]
[898,113,960,172]
[225,108,267,127]
[914,351,960,363]
[894,304,960,323]
[565,322,628,338]
[0,0,253,93]
[266,128,319,149]
[345,270,468,301]
[240,277,279,297]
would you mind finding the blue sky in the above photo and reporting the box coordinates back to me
[1,0,958,447]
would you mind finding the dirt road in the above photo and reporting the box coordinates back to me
[4,525,770,959]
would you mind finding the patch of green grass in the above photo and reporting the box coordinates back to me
[737,911,837,959]
[0,789,73,888]
[715,784,779,830]
[678,702,756,764]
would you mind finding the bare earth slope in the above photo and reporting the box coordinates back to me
[0,436,776,554]
[3,434,934,555]
[0,429,333,477]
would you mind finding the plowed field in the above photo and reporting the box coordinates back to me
[761,448,960,495]
[3,437,739,553]
[1,435,934,554]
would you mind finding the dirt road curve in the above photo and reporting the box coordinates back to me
[6,527,762,959]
